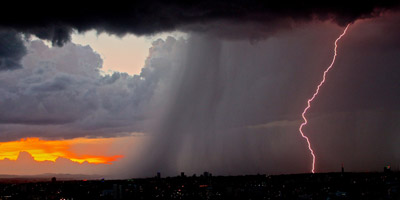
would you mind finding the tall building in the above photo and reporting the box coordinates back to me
[157,172,161,179]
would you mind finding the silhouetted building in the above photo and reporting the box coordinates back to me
[385,165,392,173]
[157,172,161,179]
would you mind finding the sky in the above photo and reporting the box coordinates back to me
[0,1,400,178]
[71,31,186,75]
[71,31,151,75]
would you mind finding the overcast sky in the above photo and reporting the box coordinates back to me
[0,1,399,177]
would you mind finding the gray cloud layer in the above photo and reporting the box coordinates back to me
[0,38,186,140]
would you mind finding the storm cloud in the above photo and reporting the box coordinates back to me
[0,37,186,140]
[1,0,399,45]
[1,0,398,73]
[0,8,400,177]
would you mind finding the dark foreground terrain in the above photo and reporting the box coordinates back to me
[0,171,399,199]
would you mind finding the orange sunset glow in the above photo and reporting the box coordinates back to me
[0,137,123,164]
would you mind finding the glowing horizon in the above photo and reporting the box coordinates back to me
[0,137,123,164]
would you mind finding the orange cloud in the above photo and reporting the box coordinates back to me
[0,151,110,175]
[0,137,123,164]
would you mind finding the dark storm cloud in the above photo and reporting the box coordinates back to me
[0,31,27,70]
[0,1,396,73]
[1,0,399,45]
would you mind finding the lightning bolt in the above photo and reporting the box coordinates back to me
[299,24,350,174]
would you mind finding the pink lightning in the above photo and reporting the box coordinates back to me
[299,24,350,174]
